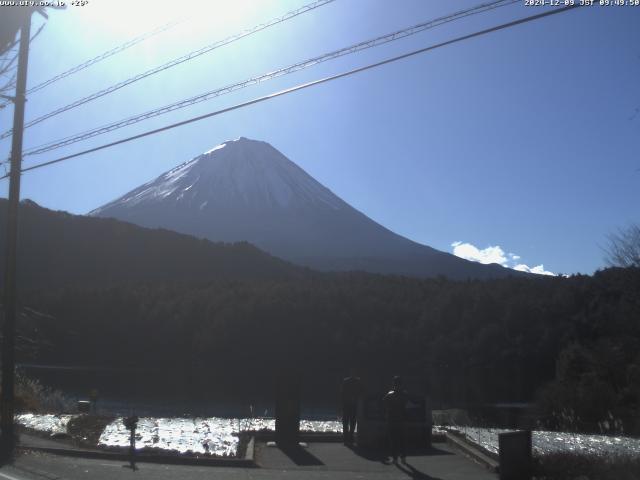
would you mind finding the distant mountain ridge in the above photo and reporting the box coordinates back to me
[91,137,518,280]
[0,199,301,289]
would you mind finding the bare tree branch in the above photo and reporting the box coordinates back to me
[604,224,640,268]
[0,14,46,100]
[0,52,18,98]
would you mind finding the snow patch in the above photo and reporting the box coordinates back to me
[444,426,640,457]
[98,417,342,456]
[204,143,227,155]
[16,413,75,435]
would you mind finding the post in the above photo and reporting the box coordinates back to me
[1,11,32,455]
[124,415,139,470]
[275,371,301,445]
[499,430,532,480]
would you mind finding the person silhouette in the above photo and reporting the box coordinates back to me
[341,369,363,444]
[383,375,408,463]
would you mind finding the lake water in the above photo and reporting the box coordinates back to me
[18,363,339,419]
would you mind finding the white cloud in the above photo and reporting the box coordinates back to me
[451,241,508,266]
[451,241,556,276]
[513,264,555,276]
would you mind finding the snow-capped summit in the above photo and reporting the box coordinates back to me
[93,137,343,213]
[91,138,515,279]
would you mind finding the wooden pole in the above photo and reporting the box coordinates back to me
[1,10,32,455]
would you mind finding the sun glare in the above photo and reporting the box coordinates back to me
[71,0,263,39]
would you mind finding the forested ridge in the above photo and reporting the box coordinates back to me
[19,268,640,432]
[0,199,304,289]
[3,199,639,433]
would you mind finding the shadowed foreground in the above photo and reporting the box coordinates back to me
[2,441,497,480]
[254,441,496,480]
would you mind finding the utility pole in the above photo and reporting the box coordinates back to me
[1,10,32,456]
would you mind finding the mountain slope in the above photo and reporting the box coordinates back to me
[91,137,516,280]
[0,199,302,289]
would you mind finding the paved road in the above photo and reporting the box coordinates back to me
[0,442,497,480]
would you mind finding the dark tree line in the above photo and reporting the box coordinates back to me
[3,200,639,431]
[17,267,640,432]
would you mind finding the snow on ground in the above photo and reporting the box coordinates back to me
[445,426,640,457]
[21,413,640,459]
[98,417,342,456]
[16,413,341,457]
[16,413,75,435]
[99,417,239,456]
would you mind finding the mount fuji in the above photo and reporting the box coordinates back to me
[90,137,515,280]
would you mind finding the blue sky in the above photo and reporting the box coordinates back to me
[0,0,638,275]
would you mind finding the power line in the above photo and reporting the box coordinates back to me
[0,3,581,181]
[29,20,182,94]
[0,19,182,110]
[19,0,518,159]
[0,0,336,140]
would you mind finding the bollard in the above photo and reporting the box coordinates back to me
[89,389,98,414]
[124,415,139,470]
[77,400,91,413]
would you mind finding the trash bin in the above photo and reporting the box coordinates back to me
[357,395,431,449]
